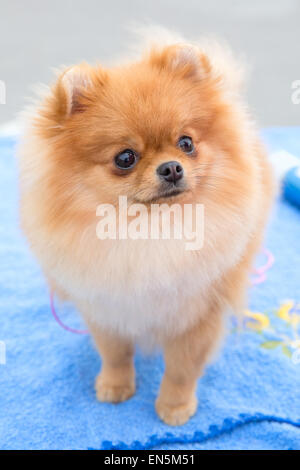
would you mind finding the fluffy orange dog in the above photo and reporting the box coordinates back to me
[18,31,273,425]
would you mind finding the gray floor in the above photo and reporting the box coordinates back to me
[0,0,299,126]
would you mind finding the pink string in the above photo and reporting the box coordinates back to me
[49,291,89,335]
[50,248,275,334]
[251,248,275,285]
[251,272,267,286]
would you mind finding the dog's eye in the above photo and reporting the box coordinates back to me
[114,149,138,170]
[177,136,194,155]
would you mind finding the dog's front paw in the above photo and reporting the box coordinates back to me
[95,373,135,403]
[155,396,197,426]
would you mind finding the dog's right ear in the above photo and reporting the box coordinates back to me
[60,64,93,115]
[53,63,106,119]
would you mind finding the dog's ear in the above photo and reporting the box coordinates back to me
[149,44,211,81]
[53,63,106,119]
[148,41,245,94]
[60,64,93,115]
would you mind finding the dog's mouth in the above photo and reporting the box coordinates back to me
[132,181,189,204]
[142,185,187,204]
[159,187,185,199]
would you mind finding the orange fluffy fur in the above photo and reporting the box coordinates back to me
[18,32,274,425]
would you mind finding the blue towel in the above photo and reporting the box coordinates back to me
[0,129,299,450]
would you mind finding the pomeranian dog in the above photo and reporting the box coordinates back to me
[18,29,273,425]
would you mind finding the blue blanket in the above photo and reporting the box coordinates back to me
[0,128,299,450]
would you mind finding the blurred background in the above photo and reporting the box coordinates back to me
[0,0,299,127]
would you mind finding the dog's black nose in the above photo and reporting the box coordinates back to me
[157,161,184,184]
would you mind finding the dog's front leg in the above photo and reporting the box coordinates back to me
[156,310,223,425]
[89,323,135,403]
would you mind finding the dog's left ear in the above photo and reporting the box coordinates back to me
[148,41,245,94]
[149,44,211,81]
